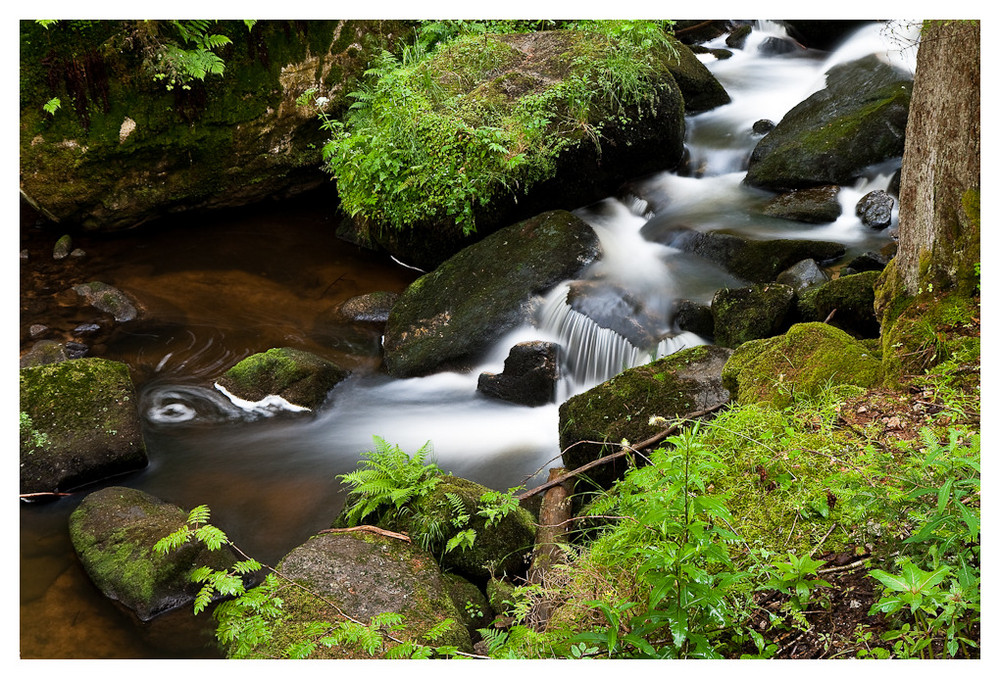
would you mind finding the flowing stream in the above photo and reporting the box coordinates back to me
[19,21,917,658]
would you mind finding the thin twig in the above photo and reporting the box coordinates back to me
[808,523,837,558]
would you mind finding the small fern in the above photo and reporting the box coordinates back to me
[338,436,442,526]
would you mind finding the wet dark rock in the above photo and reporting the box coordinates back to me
[664,35,732,113]
[52,234,72,260]
[776,259,831,294]
[383,211,600,378]
[68,487,240,621]
[782,20,872,51]
[643,225,846,283]
[711,284,797,348]
[753,119,776,135]
[856,189,895,229]
[253,531,472,658]
[845,250,890,273]
[478,341,559,407]
[797,271,881,338]
[20,340,69,368]
[216,347,350,410]
[758,36,802,55]
[673,299,714,338]
[726,24,752,49]
[673,20,733,45]
[334,291,399,324]
[760,185,842,223]
[888,168,902,196]
[745,55,912,191]
[558,345,733,490]
[64,341,89,359]
[72,323,102,336]
[20,357,147,494]
[72,281,139,323]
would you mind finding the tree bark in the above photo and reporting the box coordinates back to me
[893,20,980,296]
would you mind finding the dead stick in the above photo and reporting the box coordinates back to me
[20,492,72,499]
[516,403,725,500]
[318,525,411,542]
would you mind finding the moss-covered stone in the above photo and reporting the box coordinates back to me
[721,322,883,407]
[443,573,493,640]
[745,55,911,190]
[382,476,537,584]
[759,185,842,223]
[382,210,600,377]
[20,357,146,494]
[711,284,796,348]
[797,271,880,338]
[216,347,349,410]
[660,35,731,112]
[245,531,471,658]
[558,345,732,489]
[68,486,238,621]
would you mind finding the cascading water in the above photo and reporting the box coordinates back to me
[20,21,920,659]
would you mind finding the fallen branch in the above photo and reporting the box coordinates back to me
[20,491,72,500]
[516,403,726,500]
[318,525,411,543]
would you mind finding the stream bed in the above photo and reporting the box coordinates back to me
[19,21,916,659]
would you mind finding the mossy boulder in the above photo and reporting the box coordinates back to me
[382,210,600,378]
[797,271,880,338]
[711,284,797,348]
[216,347,349,410]
[478,341,559,407]
[20,357,146,494]
[245,531,471,658]
[68,486,238,621]
[558,345,733,489]
[382,476,537,584]
[643,225,846,283]
[662,35,731,112]
[443,573,494,641]
[744,54,912,191]
[721,322,883,407]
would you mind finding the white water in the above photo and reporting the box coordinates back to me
[146,21,915,489]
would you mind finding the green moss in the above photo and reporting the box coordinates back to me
[721,323,883,407]
[217,347,348,409]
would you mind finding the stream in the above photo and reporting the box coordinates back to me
[19,21,917,659]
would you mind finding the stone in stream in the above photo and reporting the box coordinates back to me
[478,341,559,407]
[216,347,350,411]
[711,283,797,348]
[856,189,895,229]
[775,258,831,294]
[72,281,140,323]
[796,270,881,339]
[759,185,842,224]
[68,486,241,621]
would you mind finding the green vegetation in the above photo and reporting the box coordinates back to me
[318,20,677,235]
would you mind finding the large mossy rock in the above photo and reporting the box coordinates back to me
[797,271,880,338]
[382,210,600,378]
[558,345,733,489]
[711,283,797,348]
[642,225,846,283]
[337,28,693,269]
[744,54,912,191]
[20,357,146,494]
[216,347,349,410]
[721,322,883,407]
[382,476,537,584]
[245,531,472,659]
[20,20,413,231]
[68,487,238,621]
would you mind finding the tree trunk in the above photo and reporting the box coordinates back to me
[892,20,980,297]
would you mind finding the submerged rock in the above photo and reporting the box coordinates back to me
[19,339,69,368]
[216,347,349,411]
[721,322,883,406]
[382,210,600,378]
[20,357,146,494]
[255,531,472,658]
[72,281,139,323]
[558,345,732,490]
[711,283,797,348]
[478,341,559,407]
[333,291,399,324]
[68,487,239,621]
[744,54,912,191]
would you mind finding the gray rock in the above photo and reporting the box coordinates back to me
[776,259,832,294]
[19,339,68,368]
[478,341,559,407]
[856,189,895,229]
[72,281,139,323]
[760,185,842,223]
